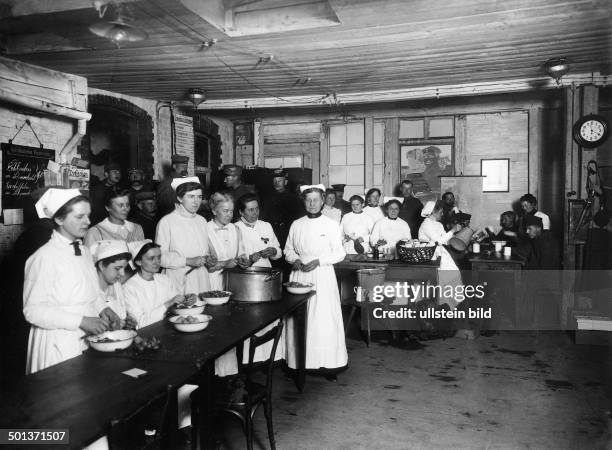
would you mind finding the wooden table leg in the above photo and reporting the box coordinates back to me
[199,362,216,450]
[294,302,307,393]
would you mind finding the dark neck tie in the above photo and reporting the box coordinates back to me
[71,240,82,256]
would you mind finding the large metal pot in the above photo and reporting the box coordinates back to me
[225,266,283,302]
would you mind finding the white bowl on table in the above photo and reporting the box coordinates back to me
[169,314,212,333]
[170,299,206,316]
[87,329,137,352]
[284,282,314,294]
[199,291,231,306]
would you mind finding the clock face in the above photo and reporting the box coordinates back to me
[580,120,605,142]
[573,114,610,148]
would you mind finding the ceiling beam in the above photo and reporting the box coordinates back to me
[197,72,609,109]
[2,0,140,18]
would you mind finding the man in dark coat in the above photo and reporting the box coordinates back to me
[398,180,424,234]
[156,154,189,217]
[525,215,560,270]
[89,161,122,224]
[262,169,301,248]
[331,184,352,217]
[223,164,255,221]
[130,191,158,240]
[441,191,459,230]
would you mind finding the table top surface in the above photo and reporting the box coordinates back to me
[335,255,441,269]
[0,292,312,448]
[468,251,526,265]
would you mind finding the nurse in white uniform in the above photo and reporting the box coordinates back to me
[156,177,214,294]
[90,240,134,327]
[23,188,110,374]
[369,199,412,257]
[340,195,374,254]
[284,184,347,378]
[124,240,182,328]
[418,200,464,308]
[206,192,251,376]
[235,193,285,362]
[363,188,385,224]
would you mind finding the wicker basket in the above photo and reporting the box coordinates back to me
[395,240,436,264]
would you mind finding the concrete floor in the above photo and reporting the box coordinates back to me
[217,330,612,450]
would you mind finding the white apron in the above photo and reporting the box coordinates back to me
[206,221,244,377]
[23,232,101,374]
[283,215,348,369]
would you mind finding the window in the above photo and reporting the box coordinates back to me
[264,155,303,169]
[329,121,364,198]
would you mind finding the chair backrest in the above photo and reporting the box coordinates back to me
[108,384,178,450]
[245,320,285,394]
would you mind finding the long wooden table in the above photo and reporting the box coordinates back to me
[0,292,312,449]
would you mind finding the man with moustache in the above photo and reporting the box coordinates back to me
[156,154,189,216]
[262,169,302,248]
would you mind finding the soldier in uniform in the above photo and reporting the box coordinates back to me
[262,169,301,248]
[131,191,158,240]
[156,154,189,217]
[223,164,255,221]
[89,161,122,225]
[331,184,352,217]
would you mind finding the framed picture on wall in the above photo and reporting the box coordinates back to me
[481,158,510,192]
[399,144,454,195]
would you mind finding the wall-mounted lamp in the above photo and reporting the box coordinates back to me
[187,88,206,108]
[544,57,570,85]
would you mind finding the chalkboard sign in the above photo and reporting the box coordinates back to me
[2,143,55,210]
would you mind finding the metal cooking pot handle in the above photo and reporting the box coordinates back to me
[264,271,281,282]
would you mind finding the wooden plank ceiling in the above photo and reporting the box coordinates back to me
[1,0,611,108]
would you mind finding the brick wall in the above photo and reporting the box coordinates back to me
[464,111,529,227]
[0,105,77,259]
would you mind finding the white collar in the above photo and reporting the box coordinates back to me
[101,217,134,232]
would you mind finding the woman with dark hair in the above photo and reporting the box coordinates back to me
[340,195,374,254]
[284,184,347,378]
[369,199,412,257]
[23,188,110,374]
[84,185,145,247]
[363,188,385,223]
[90,240,135,330]
[321,188,342,223]
[124,240,182,328]
[156,177,214,294]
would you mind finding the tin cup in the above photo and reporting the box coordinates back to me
[504,246,512,256]
[472,242,480,253]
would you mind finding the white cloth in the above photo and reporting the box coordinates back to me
[23,231,103,374]
[90,240,130,263]
[340,212,374,254]
[235,219,282,268]
[534,211,551,230]
[369,217,412,257]
[363,205,385,224]
[321,205,341,223]
[124,273,180,328]
[206,220,247,377]
[98,281,128,320]
[170,176,200,191]
[283,215,347,369]
[156,206,212,295]
[84,218,145,247]
[235,219,285,363]
[418,217,463,308]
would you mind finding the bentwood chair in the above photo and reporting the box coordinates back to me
[191,320,285,450]
[108,384,179,450]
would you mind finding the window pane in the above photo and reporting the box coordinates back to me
[374,143,384,164]
[346,165,364,185]
[329,145,347,165]
[282,155,303,168]
[399,120,424,138]
[374,122,385,145]
[329,166,347,185]
[429,118,454,137]
[264,157,282,168]
[329,125,346,146]
[346,122,364,145]
[346,144,364,165]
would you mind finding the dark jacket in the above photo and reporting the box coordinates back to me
[399,196,424,235]
[262,189,302,247]
[526,231,560,270]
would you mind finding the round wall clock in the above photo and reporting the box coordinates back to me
[572,114,610,148]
